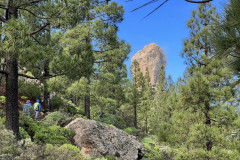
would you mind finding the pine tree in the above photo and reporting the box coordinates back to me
[130,60,145,128]
[174,3,239,158]
[0,0,105,139]
[47,1,130,120]
[211,0,240,82]
[150,65,176,143]
[138,68,153,133]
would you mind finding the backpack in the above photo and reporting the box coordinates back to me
[34,103,39,111]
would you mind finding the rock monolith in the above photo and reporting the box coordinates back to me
[131,43,167,86]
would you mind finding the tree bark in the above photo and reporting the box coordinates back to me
[84,76,90,119]
[134,101,137,128]
[205,101,212,151]
[5,0,20,140]
[5,55,20,140]
[43,60,50,112]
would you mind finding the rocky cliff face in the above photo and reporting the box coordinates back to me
[65,118,144,160]
[131,43,167,86]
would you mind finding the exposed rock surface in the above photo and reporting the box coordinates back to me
[131,43,167,86]
[65,118,144,160]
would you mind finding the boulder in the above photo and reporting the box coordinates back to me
[131,43,167,86]
[65,118,144,160]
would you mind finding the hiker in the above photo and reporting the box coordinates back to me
[23,100,32,117]
[33,99,41,120]
[100,112,105,119]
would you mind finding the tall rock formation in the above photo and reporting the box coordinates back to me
[131,43,167,86]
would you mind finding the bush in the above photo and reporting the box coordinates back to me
[49,125,75,141]
[0,116,6,125]
[42,111,66,127]
[104,155,118,160]
[19,114,74,144]
[42,111,74,127]
[0,109,5,117]
[100,114,126,129]
[63,105,78,115]
[142,137,173,160]
[0,120,19,158]
[0,96,5,104]
[50,96,64,110]
[33,126,68,144]
[44,144,90,160]
[17,138,44,159]
[19,127,31,139]
[33,125,74,145]
[124,127,144,138]
[21,96,28,100]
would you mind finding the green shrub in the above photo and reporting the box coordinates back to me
[0,126,19,157]
[44,144,90,160]
[42,111,66,127]
[19,127,31,139]
[0,116,6,125]
[49,125,75,141]
[50,96,64,110]
[0,109,4,117]
[33,125,74,145]
[19,114,74,144]
[142,136,173,160]
[124,127,142,135]
[0,96,5,104]
[21,96,28,100]
[33,126,68,144]
[42,111,74,127]
[104,155,118,160]
[100,114,126,129]
[91,158,107,160]
[78,108,85,115]
[142,137,162,160]
[63,105,78,115]
[18,80,42,100]
[17,138,44,159]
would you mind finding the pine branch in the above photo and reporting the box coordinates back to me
[30,22,50,35]
[0,69,8,75]
[19,8,48,19]
[185,0,213,3]
[142,0,169,19]
[18,73,63,79]
[131,0,160,12]
[19,0,46,7]
[94,60,109,64]
[30,35,41,44]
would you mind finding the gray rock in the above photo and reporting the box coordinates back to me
[65,118,144,160]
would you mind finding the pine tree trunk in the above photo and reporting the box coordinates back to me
[5,0,20,140]
[145,116,148,133]
[43,61,50,112]
[205,101,212,152]
[5,55,20,140]
[134,101,137,128]
[85,76,90,119]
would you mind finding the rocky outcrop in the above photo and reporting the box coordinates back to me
[65,118,144,160]
[131,43,167,86]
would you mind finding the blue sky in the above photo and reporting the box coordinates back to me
[115,0,227,82]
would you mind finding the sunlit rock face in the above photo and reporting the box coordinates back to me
[65,118,144,160]
[131,43,167,86]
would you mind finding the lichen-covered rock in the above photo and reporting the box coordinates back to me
[131,43,167,86]
[65,118,144,160]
